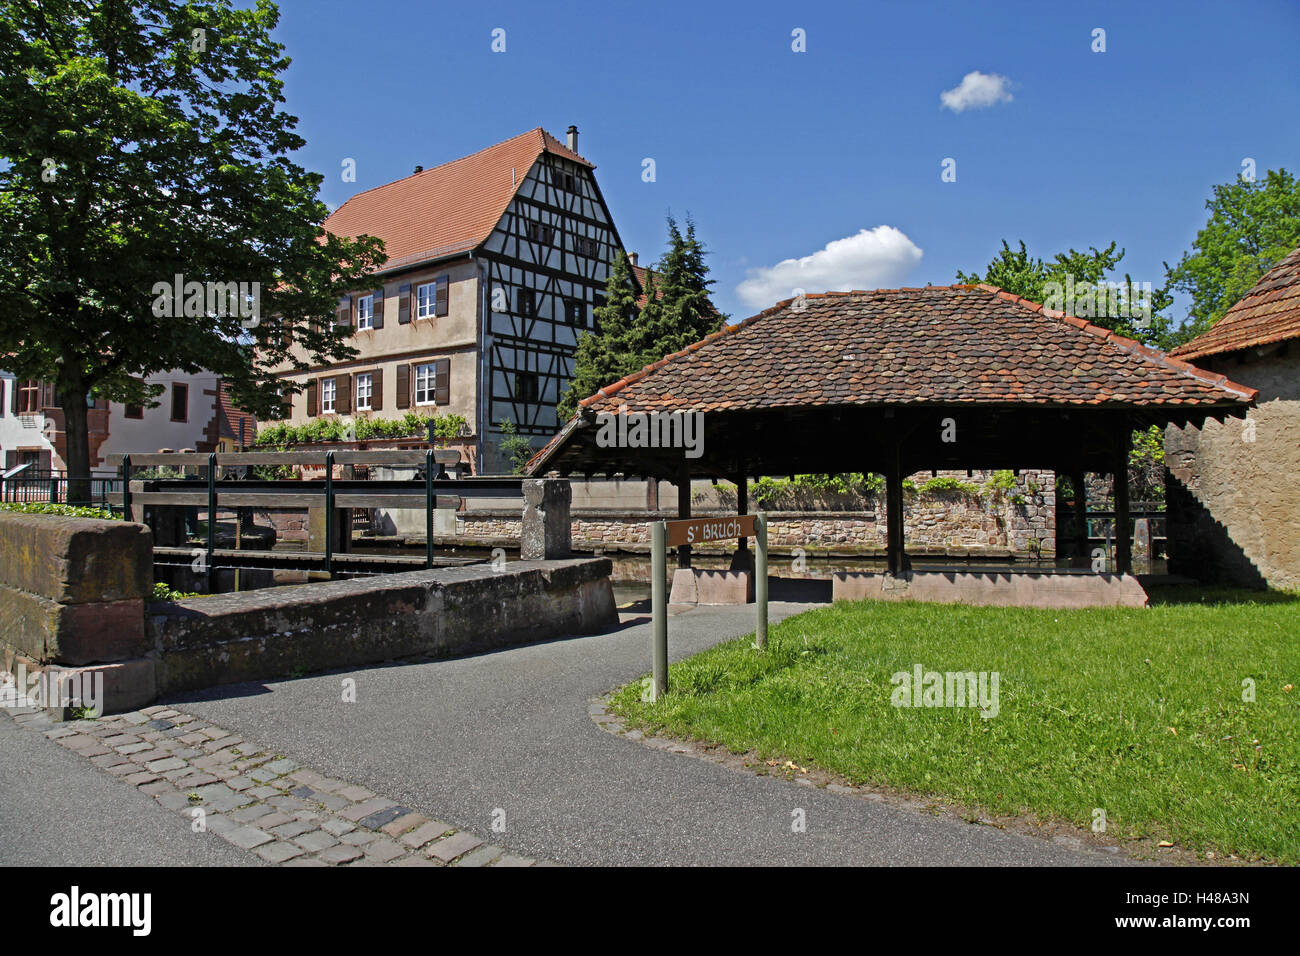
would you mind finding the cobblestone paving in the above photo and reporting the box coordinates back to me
[5,705,550,868]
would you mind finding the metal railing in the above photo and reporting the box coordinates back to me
[122,450,524,587]
[0,471,121,510]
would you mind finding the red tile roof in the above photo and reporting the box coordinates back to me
[322,128,593,273]
[631,263,655,307]
[573,284,1257,415]
[1171,246,1300,361]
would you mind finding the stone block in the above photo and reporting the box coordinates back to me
[669,569,754,605]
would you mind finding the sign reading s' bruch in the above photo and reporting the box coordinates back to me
[664,514,757,547]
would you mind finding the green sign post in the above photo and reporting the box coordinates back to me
[649,511,767,701]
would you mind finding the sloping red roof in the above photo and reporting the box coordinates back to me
[1171,246,1300,361]
[571,285,1256,418]
[322,128,593,273]
[631,263,655,307]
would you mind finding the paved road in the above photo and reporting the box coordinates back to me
[168,602,1123,867]
[0,713,252,866]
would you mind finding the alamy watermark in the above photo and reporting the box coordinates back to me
[151,273,261,328]
[595,405,704,459]
[1043,275,1152,328]
[890,664,1000,718]
[1,661,103,715]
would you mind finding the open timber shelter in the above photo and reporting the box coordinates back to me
[528,284,1258,608]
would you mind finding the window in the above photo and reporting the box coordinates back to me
[518,288,535,316]
[355,372,372,411]
[170,383,188,422]
[417,283,436,319]
[124,404,144,419]
[413,363,437,406]
[564,299,584,325]
[356,295,373,330]
[553,168,577,192]
[526,220,555,245]
[516,371,539,404]
[416,278,448,319]
[16,380,40,414]
[574,236,599,259]
[320,377,336,414]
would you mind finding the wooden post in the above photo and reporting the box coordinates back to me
[1114,448,1132,575]
[735,470,749,553]
[755,512,768,650]
[651,520,668,700]
[676,461,691,570]
[885,451,906,576]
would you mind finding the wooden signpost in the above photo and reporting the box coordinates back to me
[649,512,767,702]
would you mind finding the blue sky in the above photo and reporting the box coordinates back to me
[272,0,1300,324]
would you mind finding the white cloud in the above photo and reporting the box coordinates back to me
[940,71,1013,112]
[734,226,923,308]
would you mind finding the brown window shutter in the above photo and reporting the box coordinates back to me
[397,282,411,324]
[336,374,351,414]
[372,288,384,329]
[336,296,352,331]
[41,383,60,408]
[371,367,384,411]
[434,359,450,406]
[0,380,6,415]
[306,379,318,417]
[396,364,410,409]
[435,277,449,317]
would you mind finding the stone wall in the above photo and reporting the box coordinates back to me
[448,470,1057,555]
[0,511,157,716]
[147,558,616,695]
[1165,346,1300,590]
[0,511,152,665]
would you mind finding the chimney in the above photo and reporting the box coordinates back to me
[413,165,423,174]
[566,125,578,152]
[628,251,638,266]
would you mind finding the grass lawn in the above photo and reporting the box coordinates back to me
[608,587,1300,863]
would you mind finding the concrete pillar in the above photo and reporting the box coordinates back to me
[521,478,571,560]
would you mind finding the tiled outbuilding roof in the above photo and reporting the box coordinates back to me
[574,284,1257,416]
[1171,246,1300,361]
[322,128,592,273]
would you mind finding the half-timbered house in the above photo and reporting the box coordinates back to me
[270,126,628,473]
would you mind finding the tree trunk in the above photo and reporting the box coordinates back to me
[58,379,92,506]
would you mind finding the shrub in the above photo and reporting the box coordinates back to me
[0,502,118,520]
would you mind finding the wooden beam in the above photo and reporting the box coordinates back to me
[677,461,692,569]
[886,447,907,576]
[1113,446,1132,574]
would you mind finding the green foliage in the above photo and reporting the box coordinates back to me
[558,251,645,421]
[152,582,199,601]
[254,413,465,447]
[956,240,1174,347]
[985,469,1018,495]
[0,0,387,489]
[1128,425,1166,502]
[1163,168,1300,346]
[0,502,118,520]
[918,476,980,496]
[558,216,724,422]
[497,419,533,475]
[748,473,883,509]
